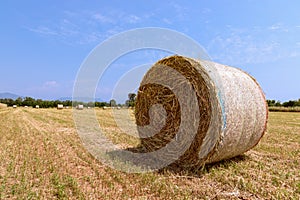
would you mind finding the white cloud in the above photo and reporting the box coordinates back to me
[168,2,188,20]
[126,15,141,24]
[290,51,300,57]
[269,23,282,30]
[27,26,58,35]
[26,9,150,45]
[44,81,58,87]
[93,13,115,24]
[202,8,212,14]
[162,18,172,25]
[207,23,300,65]
[268,23,289,32]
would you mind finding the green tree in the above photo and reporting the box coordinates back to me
[274,101,281,107]
[267,100,275,107]
[23,97,35,107]
[127,93,136,107]
[110,99,116,107]
[282,100,296,107]
[15,97,23,106]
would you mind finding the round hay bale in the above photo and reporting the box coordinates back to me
[57,104,64,109]
[0,103,7,109]
[135,55,268,169]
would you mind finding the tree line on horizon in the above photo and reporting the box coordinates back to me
[0,93,137,108]
[267,99,300,107]
[2,95,299,108]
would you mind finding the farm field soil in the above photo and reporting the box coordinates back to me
[0,108,299,199]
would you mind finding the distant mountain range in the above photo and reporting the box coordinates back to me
[60,97,104,102]
[0,92,22,100]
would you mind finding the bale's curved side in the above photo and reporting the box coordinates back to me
[135,55,268,168]
[201,61,268,163]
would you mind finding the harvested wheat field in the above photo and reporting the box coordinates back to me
[0,108,299,199]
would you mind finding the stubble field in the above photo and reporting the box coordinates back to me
[0,107,299,199]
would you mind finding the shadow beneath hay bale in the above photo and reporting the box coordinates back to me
[105,146,172,172]
[158,154,251,178]
[205,154,250,171]
[106,146,250,176]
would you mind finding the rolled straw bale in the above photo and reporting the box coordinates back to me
[135,55,268,169]
[77,104,84,110]
[0,103,7,109]
[57,104,64,109]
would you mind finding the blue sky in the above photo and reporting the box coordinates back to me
[1,0,300,103]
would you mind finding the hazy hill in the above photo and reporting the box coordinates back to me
[0,92,22,100]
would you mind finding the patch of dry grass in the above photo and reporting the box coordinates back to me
[0,108,299,199]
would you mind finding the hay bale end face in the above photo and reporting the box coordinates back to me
[135,55,268,168]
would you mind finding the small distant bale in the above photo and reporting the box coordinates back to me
[117,106,121,110]
[65,106,69,109]
[57,104,64,110]
[77,104,84,110]
[0,103,7,109]
[24,106,28,108]
[36,105,39,109]
[13,105,17,108]
[103,106,107,110]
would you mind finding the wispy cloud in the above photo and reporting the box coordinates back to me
[168,2,188,21]
[268,23,282,30]
[126,15,141,24]
[208,24,300,65]
[202,8,212,14]
[44,81,59,87]
[268,23,289,32]
[92,13,115,24]
[26,9,150,45]
[27,26,59,35]
[162,18,172,25]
